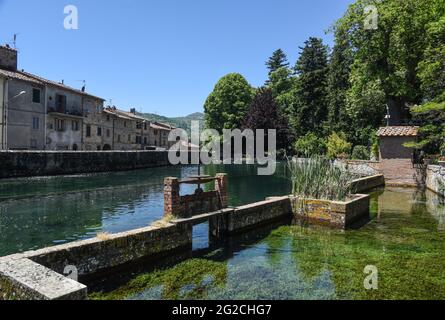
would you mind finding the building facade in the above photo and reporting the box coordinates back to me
[0,45,174,151]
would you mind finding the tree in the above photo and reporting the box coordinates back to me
[242,87,294,152]
[326,132,352,159]
[267,67,297,118]
[327,27,353,136]
[291,37,329,137]
[204,73,253,132]
[335,0,445,125]
[294,133,326,157]
[266,49,290,80]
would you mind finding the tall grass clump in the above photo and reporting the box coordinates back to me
[286,156,356,201]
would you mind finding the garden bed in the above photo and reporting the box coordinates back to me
[290,193,370,229]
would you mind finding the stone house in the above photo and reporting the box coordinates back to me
[150,121,175,149]
[0,44,174,151]
[0,45,105,151]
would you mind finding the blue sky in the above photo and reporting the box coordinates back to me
[0,0,353,117]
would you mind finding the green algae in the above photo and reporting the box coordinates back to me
[90,187,445,300]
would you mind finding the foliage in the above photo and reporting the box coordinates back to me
[351,145,370,160]
[291,37,329,137]
[294,133,326,157]
[138,112,204,134]
[242,87,294,152]
[286,156,355,201]
[265,49,290,80]
[326,132,352,159]
[204,73,253,132]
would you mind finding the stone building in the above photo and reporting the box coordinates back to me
[0,45,105,150]
[0,44,174,151]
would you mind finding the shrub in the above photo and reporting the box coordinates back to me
[286,156,356,201]
[294,133,326,157]
[351,145,370,160]
[326,132,352,159]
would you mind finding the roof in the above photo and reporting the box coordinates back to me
[150,122,175,131]
[376,126,419,137]
[103,108,148,121]
[0,67,104,101]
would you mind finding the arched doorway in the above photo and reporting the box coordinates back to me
[72,144,78,151]
[103,144,112,151]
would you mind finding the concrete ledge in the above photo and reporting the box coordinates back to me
[351,174,385,193]
[0,150,172,179]
[25,224,192,277]
[227,197,292,233]
[426,165,445,197]
[0,259,87,300]
[291,194,370,229]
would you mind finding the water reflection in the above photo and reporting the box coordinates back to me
[0,163,291,256]
[90,187,445,300]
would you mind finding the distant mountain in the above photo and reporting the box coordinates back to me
[137,112,204,133]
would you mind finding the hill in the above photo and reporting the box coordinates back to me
[137,112,204,133]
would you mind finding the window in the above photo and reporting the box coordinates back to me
[144,123,147,130]
[154,130,158,135]
[144,137,147,144]
[86,125,91,137]
[136,136,142,144]
[55,119,65,132]
[136,122,142,129]
[55,94,67,113]
[117,135,121,142]
[72,120,79,131]
[32,88,41,104]
[32,117,40,130]
[97,127,102,136]
[106,129,110,138]
[106,115,111,122]
[128,134,131,142]
[124,121,127,128]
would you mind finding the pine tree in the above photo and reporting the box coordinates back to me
[243,87,294,152]
[266,49,289,79]
[291,37,329,137]
[327,30,353,136]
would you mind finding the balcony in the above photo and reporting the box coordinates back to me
[47,106,84,118]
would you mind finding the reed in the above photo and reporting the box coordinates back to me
[286,156,356,202]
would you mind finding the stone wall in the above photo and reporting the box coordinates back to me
[164,174,228,218]
[351,174,385,193]
[0,150,171,179]
[426,165,445,197]
[227,197,292,233]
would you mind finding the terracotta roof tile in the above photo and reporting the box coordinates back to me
[376,126,419,137]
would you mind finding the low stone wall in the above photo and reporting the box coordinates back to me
[426,165,445,197]
[290,194,370,229]
[227,197,292,234]
[351,174,385,193]
[0,150,171,179]
[0,259,86,300]
[335,159,381,177]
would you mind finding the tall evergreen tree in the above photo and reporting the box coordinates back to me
[266,49,290,80]
[243,87,294,152]
[291,37,329,137]
[327,29,353,136]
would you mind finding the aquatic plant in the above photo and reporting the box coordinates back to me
[286,156,356,201]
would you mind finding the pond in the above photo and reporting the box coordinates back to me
[0,164,290,257]
[89,187,445,300]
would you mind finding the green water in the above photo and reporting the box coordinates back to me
[0,164,291,256]
[90,187,445,300]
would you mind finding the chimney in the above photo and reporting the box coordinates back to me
[130,108,136,115]
[0,45,18,71]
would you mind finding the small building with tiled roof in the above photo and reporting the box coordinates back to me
[376,126,419,160]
